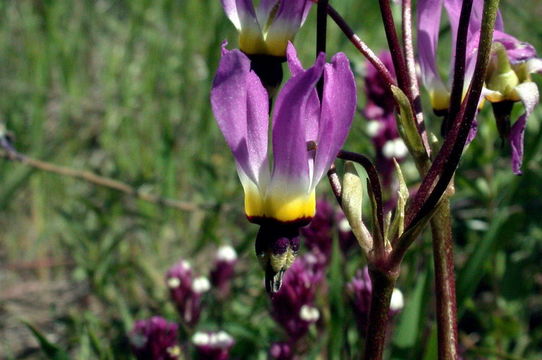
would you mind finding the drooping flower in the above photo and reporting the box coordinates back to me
[211,43,356,292]
[210,245,238,298]
[129,317,181,360]
[482,31,541,174]
[416,0,495,115]
[221,0,312,57]
[166,260,210,327]
[192,331,235,360]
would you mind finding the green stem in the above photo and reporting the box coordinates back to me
[430,198,459,360]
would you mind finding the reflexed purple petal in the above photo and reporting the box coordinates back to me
[312,52,356,187]
[493,31,537,64]
[221,0,260,31]
[510,82,539,175]
[286,43,320,142]
[211,48,269,185]
[221,0,242,29]
[286,42,305,76]
[417,0,444,87]
[256,0,278,28]
[271,53,326,184]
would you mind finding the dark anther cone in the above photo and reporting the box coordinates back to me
[255,224,301,294]
[248,54,285,98]
[492,100,515,140]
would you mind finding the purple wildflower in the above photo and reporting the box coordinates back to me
[483,30,541,174]
[211,42,356,292]
[166,260,210,327]
[192,331,234,360]
[129,317,180,360]
[363,51,407,188]
[269,341,294,360]
[270,254,324,341]
[300,199,335,265]
[210,245,238,298]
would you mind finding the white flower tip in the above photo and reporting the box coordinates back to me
[383,139,408,159]
[299,305,320,322]
[339,217,352,232]
[390,288,404,311]
[167,277,181,289]
[181,260,191,270]
[217,245,237,262]
[367,121,383,137]
[192,332,210,345]
[192,276,211,293]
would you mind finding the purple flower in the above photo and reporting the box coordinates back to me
[363,51,408,188]
[416,0,489,113]
[129,317,180,360]
[483,31,541,174]
[269,341,294,360]
[192,331,234,360]
[347,267,404,335]
[221,0,312,57]
[210,245,238,298]
[166,260,210,327]
[300,199,335,265]
[270,254,324,341]
[211,43,356,291]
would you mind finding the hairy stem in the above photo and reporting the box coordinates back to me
[431,199,459,360]
[364,268,397,360]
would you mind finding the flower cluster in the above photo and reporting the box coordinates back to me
[129,317,181,360]
[363,51,407,188]
[270,254,325,342]
[166,260,211,327]
[192,331,235,360]
[300,199,335,265]
[210,245,238,298]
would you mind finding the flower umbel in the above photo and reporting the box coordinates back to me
[211,43,356,292]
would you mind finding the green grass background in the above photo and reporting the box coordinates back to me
[1,0,541,359]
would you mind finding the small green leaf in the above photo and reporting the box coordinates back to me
[23,321,70,360]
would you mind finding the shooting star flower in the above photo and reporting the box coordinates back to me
[211,43,356,292]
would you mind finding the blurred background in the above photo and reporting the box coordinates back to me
[0,0,541,359]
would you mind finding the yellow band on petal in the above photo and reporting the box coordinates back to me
[244,188,316,223]
[430,88,451,112]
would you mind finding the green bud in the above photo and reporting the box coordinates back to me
[486,43,520,101]
[341,161,372,254]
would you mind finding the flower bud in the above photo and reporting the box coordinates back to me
[192,331,234,360]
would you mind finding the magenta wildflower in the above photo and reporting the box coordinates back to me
[300,199,335,265]
[129,317,180,360]
[166,260,210,327]
[211,43,356,291]
[269,341,294,360]
[210,245,238,298]
[270,254,324,341]
[192,331,234,360]
[363,51,407,188]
